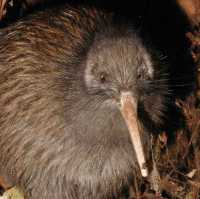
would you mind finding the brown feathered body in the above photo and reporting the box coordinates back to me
[0,5,169,199]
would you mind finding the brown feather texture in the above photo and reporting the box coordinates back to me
[0,4,170,199]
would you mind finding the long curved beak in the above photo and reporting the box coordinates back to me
[120,92,148,177]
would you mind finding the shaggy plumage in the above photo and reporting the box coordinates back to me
[0,5,170,199]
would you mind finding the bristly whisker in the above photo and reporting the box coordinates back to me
[169,83,195,88]
[145,78,170,83]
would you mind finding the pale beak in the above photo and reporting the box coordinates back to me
[120,92,148,177]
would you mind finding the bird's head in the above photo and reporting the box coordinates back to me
[83,26,170,177]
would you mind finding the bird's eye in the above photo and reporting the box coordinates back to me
[137,71,144,80]
[99,72,108,83]
[137,73,143,79]
[137,66,148,80]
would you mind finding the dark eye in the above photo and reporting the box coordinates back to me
[137,72,143,79]
[137,70,145,80]
[99,72,108,83]
[137,66,149,80]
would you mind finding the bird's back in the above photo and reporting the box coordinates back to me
[0,5,140,199]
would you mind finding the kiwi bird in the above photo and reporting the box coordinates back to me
[0,4,170,199]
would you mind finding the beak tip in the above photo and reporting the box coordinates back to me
[141,168,148,177]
